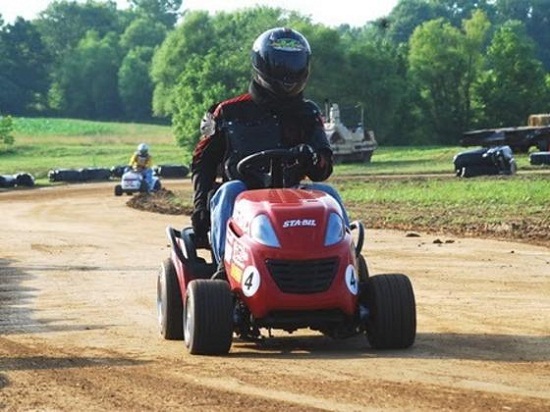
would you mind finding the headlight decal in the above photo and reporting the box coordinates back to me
[250,214,281,247]
[324,212,345,246]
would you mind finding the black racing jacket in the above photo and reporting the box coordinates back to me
[191,87,333,213]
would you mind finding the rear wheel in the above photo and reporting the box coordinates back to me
[114,185,123,196]
[365,274,416,349]
[157,258,183,340]
[184,279,233,355]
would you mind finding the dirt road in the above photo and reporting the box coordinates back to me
[1,182,549,411]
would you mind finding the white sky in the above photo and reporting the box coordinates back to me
[1,0,398,27]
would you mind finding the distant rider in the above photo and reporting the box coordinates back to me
[129,143,154,191]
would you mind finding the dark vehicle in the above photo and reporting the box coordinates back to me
[453,146,516,178]
[461,114,550,153]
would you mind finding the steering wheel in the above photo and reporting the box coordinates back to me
[236,149,299,189]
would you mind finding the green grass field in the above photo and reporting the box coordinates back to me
[2,117,189,179]
[2,117,549,245]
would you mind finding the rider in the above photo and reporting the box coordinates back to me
[129,143,154,192]
[191,27,349,276]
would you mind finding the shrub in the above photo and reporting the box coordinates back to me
[0,114,15,147]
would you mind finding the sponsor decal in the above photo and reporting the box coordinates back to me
[271,38,305,52]
[231,241,248,269]
[230,264,243,283]
[282,219,317,228]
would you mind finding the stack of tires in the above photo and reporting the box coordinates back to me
[453,146,517,178]
[110,165,128,178]
[529,152,550,165]
[0,173,35,188]
[153,164,190,179]
[48,167,112,183]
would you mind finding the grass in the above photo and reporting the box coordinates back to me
[1,117,549,246]
[2,117,189,179]
[333,175,549,241]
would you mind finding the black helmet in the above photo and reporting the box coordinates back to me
[251,27,311,97]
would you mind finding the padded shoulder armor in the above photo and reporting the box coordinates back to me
[199,102,221,137]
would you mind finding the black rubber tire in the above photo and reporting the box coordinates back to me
[14,173,35,187]
[460,165,498,178]
[365,274,416,349]
[357,254,369,282]
[184,279,233,355]
[530,152,550,165]
[506,160,517,175]
[114,185,123,196]
[157,258,184,340]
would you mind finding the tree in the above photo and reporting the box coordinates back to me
[473,20,549,128]
[337,27,407,144]
[129,0,182,28]
[0,113,15,147]
[151,7,287,148]
[160,7,284,148]
[386,0,443,44]
[36,0,122,60]
[460,10,492,128]
[0,18,50,114]
[119,16,166,52]
[50,30,122,119]
[407,12,489,144]
[150,11,215,118]
[494,0,550,70]
[118,47,155,120]
[118,17,167,121]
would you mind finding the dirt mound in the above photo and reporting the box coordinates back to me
[126,188,549,248]
[126,188,192,215]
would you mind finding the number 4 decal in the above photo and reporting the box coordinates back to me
[345,265,358,295]
[242,267,261,297]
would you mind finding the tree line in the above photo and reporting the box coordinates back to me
[1,0,549,149]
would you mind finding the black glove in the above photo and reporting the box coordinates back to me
[191,208,210,248]
[291,144,318,168]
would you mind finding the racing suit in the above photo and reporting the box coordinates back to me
[191,80,349,263]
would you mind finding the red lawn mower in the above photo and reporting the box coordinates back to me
[157,149,416,355]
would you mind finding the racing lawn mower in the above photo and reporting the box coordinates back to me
[114,166,161,196]
[157,149,416,355]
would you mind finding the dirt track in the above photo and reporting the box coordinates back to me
[1,181,549,411]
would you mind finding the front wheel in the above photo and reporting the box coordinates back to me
[114,185,123,196]
[184,279,233,355]
[357,254,369,282]
[365,274,416,349]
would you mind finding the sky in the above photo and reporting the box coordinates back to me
[1,0,399,27]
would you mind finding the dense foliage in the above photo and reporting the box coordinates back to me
[0,113,15,147]
[1,0,550,149]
